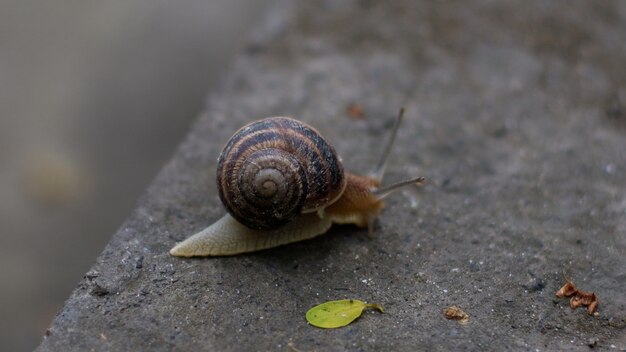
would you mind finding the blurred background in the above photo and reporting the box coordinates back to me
[0,1,272,350]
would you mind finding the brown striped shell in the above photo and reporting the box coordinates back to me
[216,117,347,230]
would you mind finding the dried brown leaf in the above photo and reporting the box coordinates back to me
[346,103,365,119]
[443,305,470,325]
[555,279,598,315]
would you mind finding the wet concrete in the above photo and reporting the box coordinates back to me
[37,1,626,351]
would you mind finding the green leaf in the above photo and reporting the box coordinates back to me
[306,299,384,329]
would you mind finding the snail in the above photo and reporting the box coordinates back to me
[170,108,425,257]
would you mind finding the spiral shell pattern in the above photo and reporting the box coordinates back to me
[217,117,346,230]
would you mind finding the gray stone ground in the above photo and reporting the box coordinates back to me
[37,1,626,351]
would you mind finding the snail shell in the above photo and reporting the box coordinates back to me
[216,117,346,230]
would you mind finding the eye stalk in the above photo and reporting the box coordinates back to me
[373,107,405,181]
[374,107,426,197]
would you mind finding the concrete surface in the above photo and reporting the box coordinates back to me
[36,1,626,351]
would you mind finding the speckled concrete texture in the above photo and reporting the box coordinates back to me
[37,1,626,351]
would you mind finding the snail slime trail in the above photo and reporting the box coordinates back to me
[170,108,425,257]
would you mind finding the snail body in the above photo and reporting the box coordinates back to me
[170,110,423,257]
